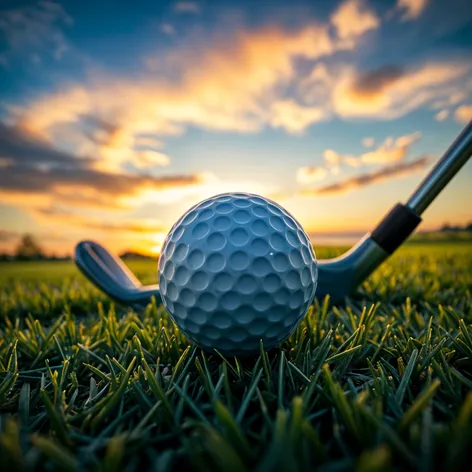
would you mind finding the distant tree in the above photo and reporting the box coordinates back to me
[120,250,153,260]
[14,234,45,260]
[440,222,472,233]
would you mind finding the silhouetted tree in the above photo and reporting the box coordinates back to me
[14,234,45,260]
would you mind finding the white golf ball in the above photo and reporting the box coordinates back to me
[158,193,318,356]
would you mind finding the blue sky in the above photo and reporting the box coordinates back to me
[0,0,471,255]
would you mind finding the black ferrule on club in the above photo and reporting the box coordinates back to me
[371,204,422,254]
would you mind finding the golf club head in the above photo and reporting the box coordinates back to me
[316,234,389,302]
[75,235,386,308]
[75,240,160,309]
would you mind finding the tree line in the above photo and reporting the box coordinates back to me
[0,234,70,261]
[0,234,153,261]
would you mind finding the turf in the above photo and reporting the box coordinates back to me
[0,242,471,472]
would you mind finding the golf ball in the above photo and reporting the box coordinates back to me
[158,193,318,356]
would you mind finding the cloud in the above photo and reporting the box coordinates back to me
[9,4,387,159]
[0,229,19,242]
[348,65,405,99]
[160,24,175,35]
[0,119,280,239]
[431,92,467,110]
[328,131,421,168]
[134,151,171,168]
[5,1,469,159]
[0,123,205,212]
[360,144,406,164]
[174,2,200,14]
[35,206,167,234]
[269,100,327,134]
[298,131,422,189]
[332,62,469,119]
[396,0,429,21]
[134,135,164,148]
[297,166,328,184]
[14,112,169,173]
[0,164,202,206]
[393,132,422,149]
[455,105,472,123]
[0,120,278,251]
[302,156,430,195]
[81,115,122,147]
[0,122,92,167]
[362,137,375,148]
[297,63,339,106]
[13,23,340,159]
[0,1,72,66]
[435,110,449,121]
[85,221,166,234]
[331,0,379,41]
[322,149,344,174]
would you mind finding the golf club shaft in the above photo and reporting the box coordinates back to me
[407,121,472,215]
[370,122,472,256]
[320,121,472,301]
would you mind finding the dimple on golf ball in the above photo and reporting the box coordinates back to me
[158,192,318,356]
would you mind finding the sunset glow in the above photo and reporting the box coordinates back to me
[1,0,471,256]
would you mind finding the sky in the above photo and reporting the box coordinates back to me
[0,0,471,256]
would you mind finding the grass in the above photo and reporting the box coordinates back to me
[0,242,471,472]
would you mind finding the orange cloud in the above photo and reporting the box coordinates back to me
[297,166,328,184]
[396,0,429,21]
[361,143,410,164]
[134,151,171,168]
[302,156,430,195]
[322,149,344,174]
[395,132,422,148]
[435,110,449,121]
[331,0,379,41]
[362,137,375,148]
[327,131,421,168]
[34,206,168,234]
[0,117,279,241]
[297,63,334,105]
[16,23,339,137]
[7,1,466,155]
[269,100,327,134]
[455,105,472,123]
[3,0,469,204]
[298,131,422,190]
[0,122,206,214]
[430,92,467,110]
[332,62,469,119]
[9,3,386,170]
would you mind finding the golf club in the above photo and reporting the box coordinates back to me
[75,121,472,307]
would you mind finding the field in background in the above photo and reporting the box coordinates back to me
[1,241,470,285]
[1,242,471,471]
